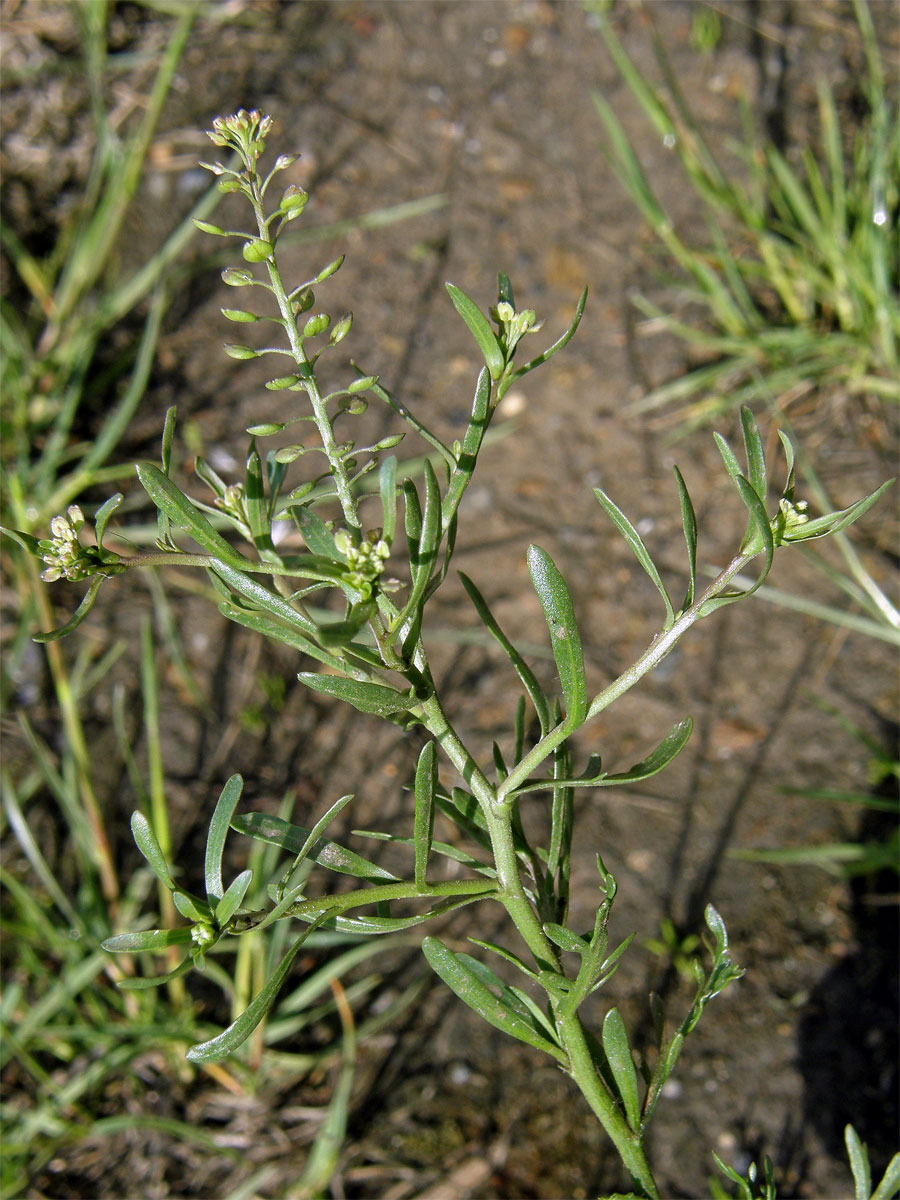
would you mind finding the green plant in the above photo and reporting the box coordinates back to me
[591,0,899,424]
[710,1125,900,1200]
[0,13,443,1190]
[6,109,893,1198]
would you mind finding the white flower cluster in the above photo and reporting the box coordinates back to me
[40,506,93,583]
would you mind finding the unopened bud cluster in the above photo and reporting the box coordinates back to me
[334,529,391,590]
[491,300,541,359]
[207,108,273,161]
[777,497,809,527]
[39,506,99,583]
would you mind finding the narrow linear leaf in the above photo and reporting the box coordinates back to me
[594,487,675,627]
[210,558,320,637]
[161,405,177,477]
[507,286,588,389]
[244,439,271,547]
[443,367,492,528]
[205,774,244,902]
[232,811,400,883]
[379,455,398,544]
[186,924,322,1063]
[468,937,539,982]
[328,893,488,935]
[295,504,337,558]
[740,406,767,501]
[781,479,895,542]
[845,1124,871,1200]
[414,741,437,888]
[298,671,415,717]
[446,283,504,379]
[601,1007,642,1132]
[871,1151,900,1200]
[459,572,550,733]
[713,431,743,485]
[735,475,774,576]
[218,602,346,671]
[215,869,254,929]
[596,718,694,787]
[137,463,255,570]
[673,466,697,610]
[422,936,567,1063]
[543,923,588,955]
[130,811,175,890]
[116,956,196,990]
[527,545,587,725]
[102,928,193,953]
[173,891,210,923]
[94,493,124,548]
[354,828,495,876]
[33,575,107,643]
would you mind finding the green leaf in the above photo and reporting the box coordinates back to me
[222,308,259,323]
[601,1007,641,1131]
[504,286,588,394]
[94,493,124,548]
[136,463,254,571]
[845,1124,872,1200]
[116,956,196,990]
[593,487,675,627]
[298,672,415,716]
[1,525,44,558]
[292,505,336,559]
[173,891,210,923]
[380,455,398,544]
[186,925,320,1063]
[543,923,588,955]
[232,812,400,883]
[209,558,325,636]
[598,718,694,786]
[205,774,244,902]
[740,406,767,501]
[445,283,504,379]
[780,479,895,543]
[218,602,345,671]
[673,466,697,610]
[526,545,587,725]
[414,742,437,888]
[735,474,774,570]
[704,904,729,957]
[130,811,175,890]
[102,928,193,953]
[422,936,567,1063]
[459,572,551,733]
[871,1149,900,1200]
[244,439,270,547]
[215,869,254,928]
[33,575,108,643]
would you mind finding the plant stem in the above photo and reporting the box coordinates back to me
[251,192,362,534]
[418,691,660,1196]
